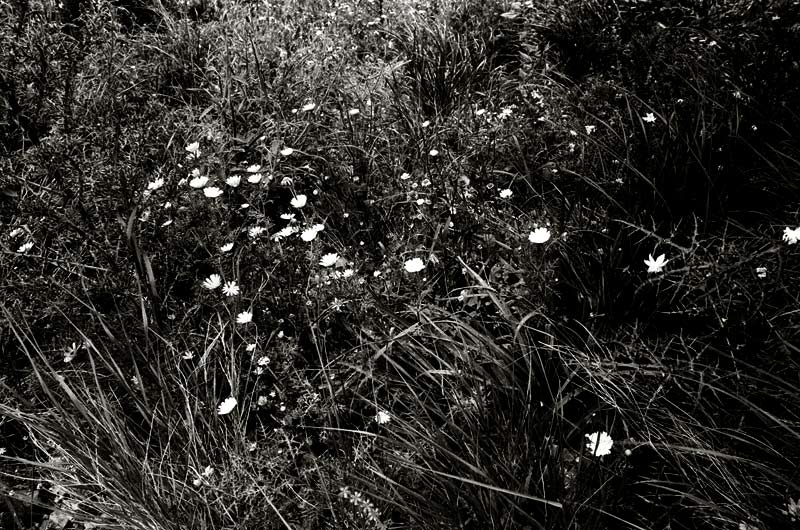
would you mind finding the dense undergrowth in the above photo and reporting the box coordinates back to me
[1,0,800,528]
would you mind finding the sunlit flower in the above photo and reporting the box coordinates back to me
[181,351,194,360]
[290,194,307,208]
[247,164,261,173]
[528,227,551,244]
[755,266,767,279]
[421,120,431,128]
[404,257,425,273]
[220,242,234,253]
[375,410,391,424]
[348,108,360,116]
[9,227,23,238]
[147,178,164,191]
[400,172,411,180]
[223,281,240,296]
[301,102,316,111]
[249,226,266,238]
[273,225,297,240]
[320,253,339,267]
[585,125,596,135]
[17,241,33,253]
[257,355,270,366]
[585,431,613,456]
[190,175,209,188]
[429,149,439,156]
[499,189,513,199]
[202,274,222,290]
[783,226,800,245]
[225,175,241,187]
[280,147,294,156]
[301,226,320,241]
[644,253,669,273]
[247,173,263,184]
[643,112,656,123]
[217,396,237,415]
[202,465,214,477]
[280,213,296,221]
[236,311,253,324]
[203,187,223,198]
[185,141,201,158]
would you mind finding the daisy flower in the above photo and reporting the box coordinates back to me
[247,173,263,184]
[499,189,513,199]
[273,225,297,240]
[280,147,294,156]
[644,253,669,273]
[236,311,253,324]
[185,141,201,158]
[220,242,234,253]
[300,226,320,241]
[203,187,223,198]
[320,253,339,267]
[189,175,209,188]
[783,226,800,245]
[585,431,613,457]
[585,125,596,135]
[222,281,240,296]
[248,226,266,238]
[147,178,164,191]
[245,343,257,352]
[202,274,222,290]
[404,257,425,273]
[280,213,296,221]
[290,194,307,208]
[217,397,237,415]
[225,175,241,187]
[528,227,551,244]
[643,112,656,123]
[429,149,439,156]
[375,410,391,424]
[246,164,262,173]
[17,241,33,253]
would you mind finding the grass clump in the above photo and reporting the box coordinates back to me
[2,0,800,529]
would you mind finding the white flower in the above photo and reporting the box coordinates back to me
[280,147,294,156]
[147,178,164,191]
[421,120,430,128]
[202,274,222,290]
[161,219,173,227]
[644,253,669,273]
[348,108,360,116]
[756,266,767,279]
[185,141,201,157]
[280,213,296,221]
[342,268,354,278]
[190,175,209,188]
[320,253,339,267]
[300,226,320,241]
[181,351,194,360]
[247,164,262,173]
[17,241,33,253]
[9,228,23,238]
[585,125,596,135]
[404,257,425,273]
[273,225,297,240]
[783,226,800,245]
[247,173,263,184]
[301,102,316,111]
[220,242,234,253]
[400,172,411,180]
[225,175,241,187]
[249,226,266,238]
[429,149,439,156]
[201,465,215,477]
[585,431,613,456]
[222,281,240,296]
[217,396,237,415]
[499,189,513,199]
[203,187,223,198]
[528,227,551,244]
[290,194,307,208]
[312,223,325,232]
[643,112,656,123]
[375,410,391,424]
[257,355,270,366]
[236,311,253,324]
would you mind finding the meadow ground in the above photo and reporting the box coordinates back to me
[1,0,800,528]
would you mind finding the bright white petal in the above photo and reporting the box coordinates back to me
[217,397,237,415]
